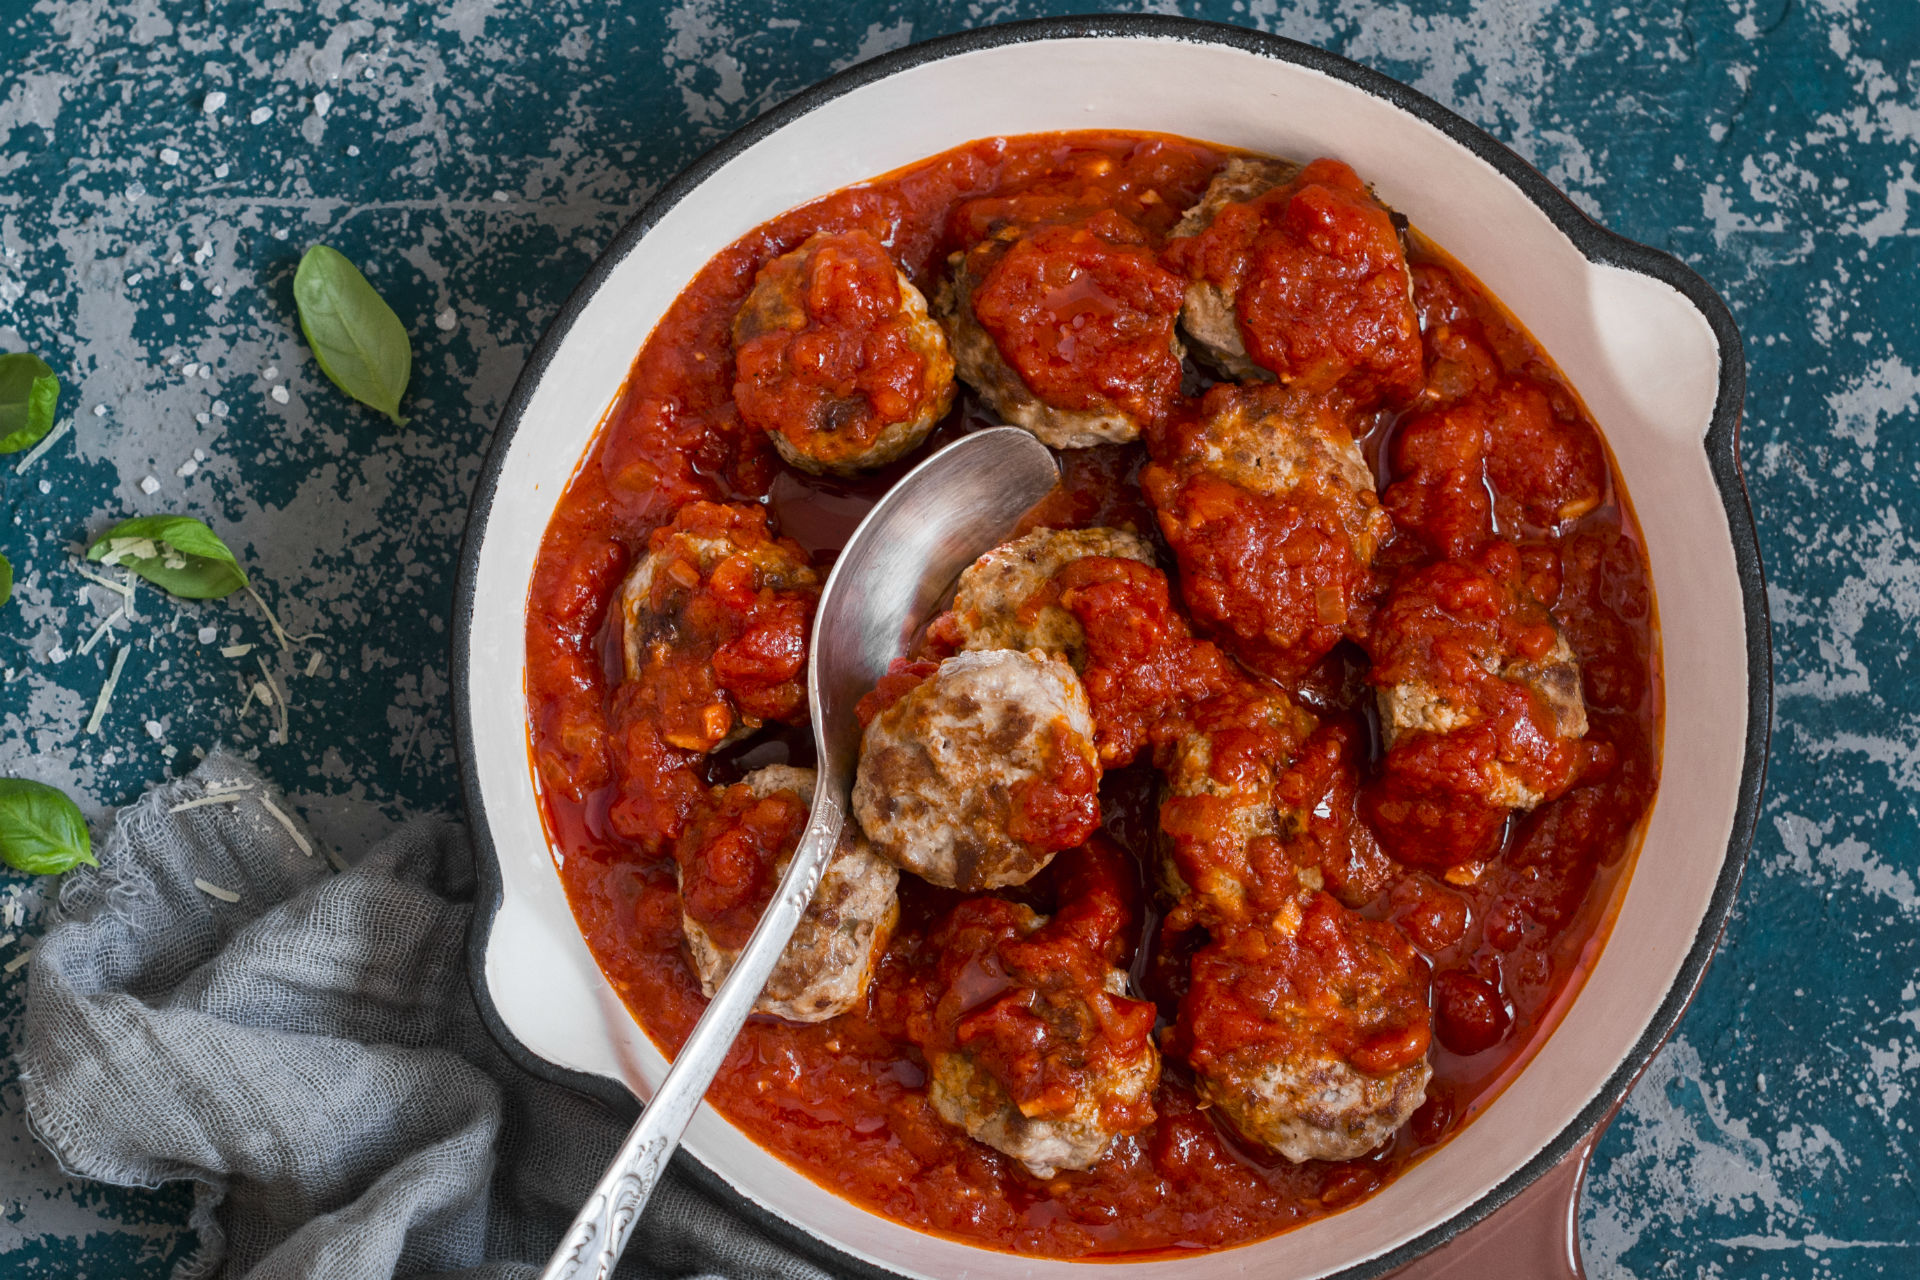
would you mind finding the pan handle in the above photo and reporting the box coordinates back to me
[1385,1125,1600,1279]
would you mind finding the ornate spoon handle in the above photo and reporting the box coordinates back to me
[539,800,846,1280]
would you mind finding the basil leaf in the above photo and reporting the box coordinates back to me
[293,245,411,426]
[0,352,60,453]
[85,514,248,600]
[0,553,11,607]
[0,779,95,875]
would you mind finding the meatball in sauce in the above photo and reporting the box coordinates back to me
[733,229,955,475]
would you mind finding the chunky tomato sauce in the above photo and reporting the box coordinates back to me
[524,131,1661,1258]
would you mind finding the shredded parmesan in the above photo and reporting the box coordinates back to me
[192,878,240,904]
[244,583,316,650]
[4,949,32,974]
[220,643,254,658]
[95,536,160,566]
[84,647,131,735]
[168,792,248,813]
[77,606,126,656]
[76,566,135,600]
[258,793,312,857]
[0,933,15,949]
[303,650,322,677]
[324,845,349,873]
[256,655,289,744]
[12,417,71,473]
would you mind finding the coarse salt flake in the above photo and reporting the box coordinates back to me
[263,366,279,380]
[249,105,272,125]
[214,163,230,179]
[139,475,161,495]
[177,457,199,478]
[37,479,49,495]
[271,386,290,405]
[435,308,457,331]
[314,91,332,118]
[92,403,107,417]
[213,400,229,418]
[160,147,181,165]
[198,625,219,644]
[145,719,164,740]
[203,90,227,114]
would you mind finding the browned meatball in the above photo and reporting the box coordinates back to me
[937,211,1187,449]
[852,649,1101,890]
[1362,546,1590,869]
[733,229,955,475]
[1142,382,1391,681]
[909,841,1159,1177]
[1166,156,1424,410]
[947,525,1157,667]
[675,766,899,1023]
[617,502,820,753]
[1176,893,1432,1163]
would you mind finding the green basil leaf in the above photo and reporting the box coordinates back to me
[0,553,11,607]
[0,778,95,875]
[293,245,411,426]
[85,514,248,600]
[0,352,60,453]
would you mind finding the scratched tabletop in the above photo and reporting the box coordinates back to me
[0,1,1913,1275]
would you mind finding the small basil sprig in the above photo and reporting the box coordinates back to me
[0,352,60,453]
[0,553,11,607]
[85,515,248,599]
[0,778,95,875]
[293,245,411,426]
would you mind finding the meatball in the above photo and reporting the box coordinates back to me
[607,502,819,854]
[1050,553,1237,768]
[911,841,1160,1177]
[733,229,955,475]
[1177,893,1432,1163]
[617,501,820,753]
[1166,156,1424,409]
[1156,683,1318,924]
[1142,382,1391,680]
[675,765,899,1023]
[1384,381,1607,557]
[937,210,1186,448]
[1363,546,1590,868]
[853,649,1101,890]
[948,525,1157,667]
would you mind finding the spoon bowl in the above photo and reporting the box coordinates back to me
[540,425,1059,1279]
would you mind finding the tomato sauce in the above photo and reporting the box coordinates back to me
[524,131,1661,1258]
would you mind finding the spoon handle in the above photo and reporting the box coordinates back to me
[540,798,847,1280]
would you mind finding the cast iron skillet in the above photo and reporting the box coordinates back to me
[452,15,1769,1277]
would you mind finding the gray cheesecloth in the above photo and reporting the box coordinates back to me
[17,750,841,1280]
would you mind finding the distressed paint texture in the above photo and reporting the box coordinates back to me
[0,0,1913,1275]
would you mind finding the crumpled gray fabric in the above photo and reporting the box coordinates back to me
[17,750,840,1280]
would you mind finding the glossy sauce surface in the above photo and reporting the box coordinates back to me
[524,131,1661,1257]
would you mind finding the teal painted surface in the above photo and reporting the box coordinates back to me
[0,1,1914,1275]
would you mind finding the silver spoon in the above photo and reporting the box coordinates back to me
[541,425,1060,1280]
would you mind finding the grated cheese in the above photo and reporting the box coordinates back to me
[76,566,135,600]
[94,536,160,566]
[169,792,247,813]
[192,878,240,904]
[245,583,316,650]
[258,793,313,857]
[77,606,127,657]
[324,845,349,873]
[0,933,14,949]
[304,650,322,677]
[84,647,131,735]
[256,655,289,744]
[12,416,72,473]
[4,950,31,974]
[221,643,254,659]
